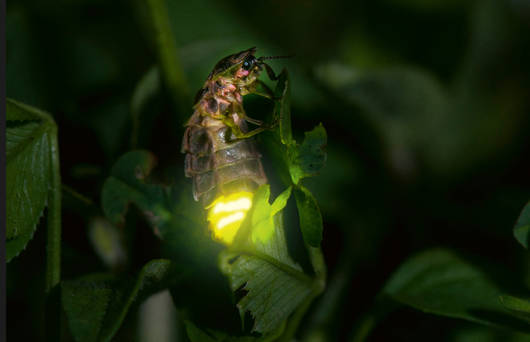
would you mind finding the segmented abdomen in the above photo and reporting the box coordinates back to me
[182,112,267,207]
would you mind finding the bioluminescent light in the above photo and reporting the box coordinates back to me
[212,197,252,214]
[216,212,245,229]
[206,192,254,244]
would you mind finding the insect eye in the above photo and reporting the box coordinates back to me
[242,57,254,71]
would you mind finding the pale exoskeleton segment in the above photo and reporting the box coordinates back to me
[181,48,285,243]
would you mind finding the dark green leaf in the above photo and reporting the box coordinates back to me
[6,98,57,261]
[294,186,324,247]
[383,249,530,332]
[274,69,293,146]
[101,150,169,231]
[62,259,172,342]
[514,201,530,248]
[288,124,327,184]
[500,295,530,315]
[220,185,313,336]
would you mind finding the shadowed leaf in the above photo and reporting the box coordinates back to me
[6,98,58,261]
[294,186,324,247]
[383,249,530,332]
[513,201,530,249]
[62,259,172,342]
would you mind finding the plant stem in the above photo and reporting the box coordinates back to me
[62,184,94,207]
[308,245,327,284]
[46,126,62,341]
[46,127,62,292]
[349,298,397,342]
[144,0,189,112]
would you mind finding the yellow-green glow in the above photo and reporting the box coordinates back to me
[212,197,252,214]
[217,211,245,229]
[207,191,254,244]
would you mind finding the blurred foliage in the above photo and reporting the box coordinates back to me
[6,0,530,341]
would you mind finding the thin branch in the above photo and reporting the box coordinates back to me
[144,0,189,112]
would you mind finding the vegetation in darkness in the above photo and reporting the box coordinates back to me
[6,0,530,341]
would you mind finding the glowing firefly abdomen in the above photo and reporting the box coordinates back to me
[182,108,267,244]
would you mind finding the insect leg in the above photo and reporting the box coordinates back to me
[243,115,263,126]
[232,102,264,126]
[251,80,277,100]
[262,63,278,80]
[222,116,268,139]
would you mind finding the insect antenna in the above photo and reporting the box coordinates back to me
[258,54,295,61]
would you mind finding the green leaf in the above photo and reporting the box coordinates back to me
[500,295,530,315]
[62,259,172,342]
[274,69,293,146]
[6,98,58,261]
[101,150,170,232]
[294,186,324,247]
[220,185,313,336]
[271,186,292,216]
[383,249,530,332]
[514,201,530,248]
[288,124,327,185]
[272,70,327,185]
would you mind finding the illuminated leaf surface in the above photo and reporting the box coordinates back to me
[62,259,172,342]
[6,98,57,261]
[220,185,313,335]
[383,249,530,332]
[513,201,530,249]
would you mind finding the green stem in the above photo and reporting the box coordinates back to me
[144,0,189,111]
[45,127,62,342]
[62,184,94,207]
[46,127,61,293]
[349,298,397,342]
[308,245,327,284]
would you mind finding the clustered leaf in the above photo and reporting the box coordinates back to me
[209,70,328,338]
[271,70,327,248]
[220,185,313,336]
[6,98,59,261]
[93,68,327,341]
[274,70,327,184]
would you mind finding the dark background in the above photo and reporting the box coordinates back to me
[6,0,530,340]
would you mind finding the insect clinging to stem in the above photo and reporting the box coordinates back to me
[181,47,290,243]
